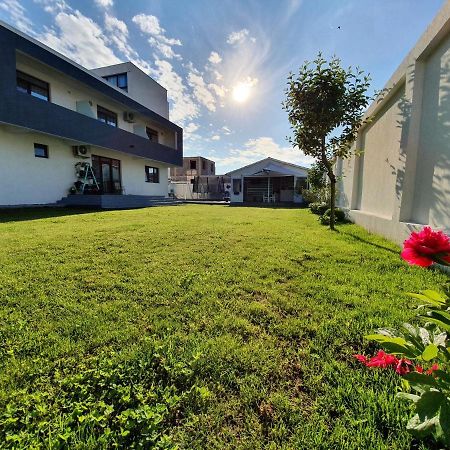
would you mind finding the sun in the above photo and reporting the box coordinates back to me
[232,82,252,103]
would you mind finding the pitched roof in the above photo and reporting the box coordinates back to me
[226,157,309,176]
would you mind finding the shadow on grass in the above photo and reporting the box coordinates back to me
[0,207,100,223]
[336,226,400,255]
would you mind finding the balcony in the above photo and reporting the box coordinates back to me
[0,91,183,166]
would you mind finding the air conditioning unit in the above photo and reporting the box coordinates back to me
[123,111,136,123]
[73,145,91,158]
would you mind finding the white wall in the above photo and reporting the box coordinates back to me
[338,1,450,243]
[16,53,177,148]
[0,126,169,206]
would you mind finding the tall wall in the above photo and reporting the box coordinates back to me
[338,1,450,244]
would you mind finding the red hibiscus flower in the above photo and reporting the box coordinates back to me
[426,363,439,375]
[395,358,413,375]
[355,350,399,369]
[401,226,450,267]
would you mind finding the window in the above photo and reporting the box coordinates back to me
[202,160,206,170]
[17,71,49,101]
[34,143,48,158]
[146,127,159,143]
[145,166,159,183]
[103,73,128,91]
[232,178,241,195]
[97,105,118,127]
[210,163,214,173]
[190,160,197,170]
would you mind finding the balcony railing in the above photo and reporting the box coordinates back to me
[1,92,183,166]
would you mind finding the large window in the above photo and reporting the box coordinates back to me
[17,71,49,101]
[146,127,159,143]
[103,73,128,91]
[34,143,48,158]
[97,105,118,127]
[145,166,159,183]
[190,160,197,170]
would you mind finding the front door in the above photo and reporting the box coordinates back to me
[91,155,122,194]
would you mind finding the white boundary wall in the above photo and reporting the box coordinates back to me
[338,1,450,244]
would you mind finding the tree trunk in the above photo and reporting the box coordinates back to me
[329,174,337,231]
[320,138,336,230]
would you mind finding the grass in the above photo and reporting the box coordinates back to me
[0,205,446,449]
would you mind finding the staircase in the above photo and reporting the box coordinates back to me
[56,194,182,209]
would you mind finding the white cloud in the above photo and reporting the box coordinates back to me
[226,28,255,45]
[95,0,113,8]
[208,51,222,64]
[39,11,121,68]
[187,71,217,112]
[208,83,226,98]
[132,14,182,59]
[213,70,223,81]
[214,137,314,172]
[211,135,220,141]
[34,0,69,15]
[0,0,34,34]
[222,126,232,135]
[151,59,199,125]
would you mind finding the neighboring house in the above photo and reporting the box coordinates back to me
[337,2,450,243]
[169,156,230,200]
[0,21,183,209]
[170,156,216,178]
[226,158,308,204]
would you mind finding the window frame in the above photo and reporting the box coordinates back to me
[97,105,118,128]
[16,71,50,102]
[102,73,128,91]
[34,143,49,159]
[146,127,159,143]
[145,166,160,183]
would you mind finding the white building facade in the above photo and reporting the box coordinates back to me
[0,22,182,208]
[337,2,450,243]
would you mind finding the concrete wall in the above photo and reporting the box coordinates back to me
[0,125,169,206]
[92,62,169,119]
[338,1,450,244]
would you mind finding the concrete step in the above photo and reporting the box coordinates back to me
[56,195,182,209]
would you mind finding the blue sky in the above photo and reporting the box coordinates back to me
[0,0,445,172]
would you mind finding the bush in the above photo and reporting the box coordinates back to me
[319,208,346,225]
[310,202,328,215]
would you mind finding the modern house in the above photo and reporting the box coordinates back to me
[169,156,230,200]
[337,2,450,243]
[227,157,308,204]
[0,21,183,209]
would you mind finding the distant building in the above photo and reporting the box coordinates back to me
[169,156,230,200]
[170,156,215,179]
[226,157,308,204]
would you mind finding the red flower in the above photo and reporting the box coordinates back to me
[354,354,368,364]
[365,350,399,368]
[426,363,439,375]
[401,226,450,267]
[415,365,424,373]
[395,358,413,375]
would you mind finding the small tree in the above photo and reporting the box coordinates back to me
[283,54,372,229]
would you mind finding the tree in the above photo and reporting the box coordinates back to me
[283,54,372,229]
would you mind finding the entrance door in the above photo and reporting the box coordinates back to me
[91,155,122,194]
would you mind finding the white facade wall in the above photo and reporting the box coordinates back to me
[16,53,176,148]
[338,2,450,244]
[0,126,169,206]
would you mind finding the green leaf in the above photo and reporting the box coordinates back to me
[403,372,439,389]
[422,290,448,304]
[439,399,450,445]
[422,344,439,361]
[416,390,445,418]
[396,392,420,403]
[408,292,445,308]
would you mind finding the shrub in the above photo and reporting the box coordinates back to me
[319,208,346,225]
[310,202,328,215]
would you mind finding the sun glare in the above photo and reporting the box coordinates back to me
[232,82,252,103]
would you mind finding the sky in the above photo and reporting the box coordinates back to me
[0,0,445,173]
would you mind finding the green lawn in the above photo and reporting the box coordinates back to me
[0,205,446,449]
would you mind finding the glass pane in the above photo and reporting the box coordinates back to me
[117,74,127,88]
